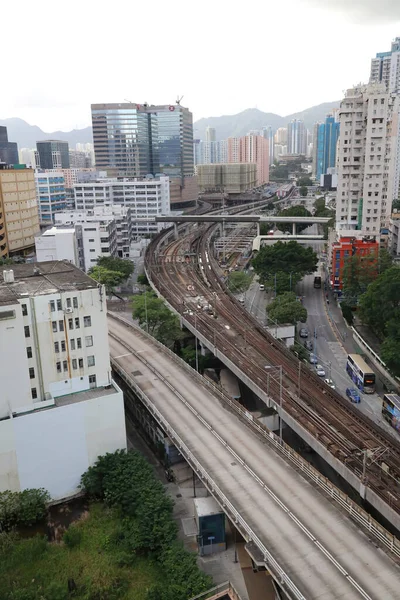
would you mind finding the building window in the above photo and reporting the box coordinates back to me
[31,388,37,399]
[85,335,93,347]
[66,297,72,308]
[50,300,56,312]
[87,355,95,367]
[57,299,62,311]
[77,337,82,349]
[24,325,30,338]
[56,361,61,373]
[84,316,91,327]
[26,346,33,359]
[68,318,74,330]
[61,340,66,352]
[89,249,95,253]
[54,341,60,353]
[72,358,77,370]
[70,338,75,350]
[22,303,28,316]
[29,367,35,379]
[63,360,68,372]
[75,317,80,328]
[59,320,64,332]
[78,358,84,368]
[73,297,78,308]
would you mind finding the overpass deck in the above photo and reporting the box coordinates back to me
[108,315,400,600]
[155,215,331,224]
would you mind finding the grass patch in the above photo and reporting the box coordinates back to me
[0,503,159,600]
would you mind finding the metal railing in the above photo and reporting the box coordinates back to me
[188,581,243,600]
[108,312,400,561]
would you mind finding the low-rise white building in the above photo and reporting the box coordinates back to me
[73,176,170,238]
[35,227,78,265]
[0,262,126,500]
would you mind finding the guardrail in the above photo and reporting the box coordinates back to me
[188,581,243,600]
[351,327,400,392]
[109,334,306,600]
[108,312,400,561]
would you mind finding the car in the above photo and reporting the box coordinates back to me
[316,364,326,377]
[299,328,309,338]
[309,353,318,364]
[259,284,265,291]
[304,340,313,351]
[346,387,361,403]
[324,378,335,389]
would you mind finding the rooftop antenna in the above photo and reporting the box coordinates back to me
[176,95,184,105]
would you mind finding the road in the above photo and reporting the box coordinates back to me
[109,317,400,600]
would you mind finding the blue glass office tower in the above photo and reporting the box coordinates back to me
[0,126,19,165]
[315,115,339,179]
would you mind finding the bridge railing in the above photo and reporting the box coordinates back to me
[109,333,306,600]
[108,312,400,560]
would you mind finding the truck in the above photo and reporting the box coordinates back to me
[314,276,322,289]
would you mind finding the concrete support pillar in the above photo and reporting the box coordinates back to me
[292,222,296,236]
[173,223,178,239]
[257,222,260,236]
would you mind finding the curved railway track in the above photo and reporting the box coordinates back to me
[146,208,400,519]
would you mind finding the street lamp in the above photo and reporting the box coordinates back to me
[265,365,283,440]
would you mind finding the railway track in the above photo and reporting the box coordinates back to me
[145,203,400,519]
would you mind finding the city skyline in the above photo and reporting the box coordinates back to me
[2,1,400,131]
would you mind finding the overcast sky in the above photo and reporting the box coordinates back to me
[2,0,400,131]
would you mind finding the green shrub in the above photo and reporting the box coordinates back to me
[63,525,82,548]
[0,488,50,531]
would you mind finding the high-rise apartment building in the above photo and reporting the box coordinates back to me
[275,127,288,145]
[35,172,67,224]
[91,102,197,208]
[0,261,126,499]
[0,126,19,165]
[205,127,216,142]
[0,165,40,258]
[196,163,257,194]
[262,127,275,166]
[336,83,400,237]
[36,140,70,169]
[312,115,340,179]
[227,135,269,185]
[287,120,306,155]
[370,37,400,94]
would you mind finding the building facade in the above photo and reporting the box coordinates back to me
[313,115,340,179]
[336,83,400,237]
[0,261,126,499]
[330,236,379,291]
[0,165,40,258]
[275,127,288,145]
[287,120,306,155]
[0,126,19,165]
[35,172,67,224]
[35,227,79,265]
[370,37,400,93]
[262,127,275,166]
[196,163,257,194]
[226,135,269,186]
[91,102,197,208]
[36,140,70,169]
[73,176,170,239]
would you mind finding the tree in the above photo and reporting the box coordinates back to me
[392,199,400,211]
[96,256,134,280]
[358,266,400,339]
[137,273,149,286]
[252,240,318,282]
[277,205,312,233]
[300,186,307,197]
[88,266,125,290]
[227,271,252,293]
[342,249,391,307]
[132,291,182,347]
[341,303,354,326]
[381,319,400,376]
[297,176,313,187]
[0,489,50,531]
[266,202,275,211]
[265,271,302,295]
[267,292,307,324]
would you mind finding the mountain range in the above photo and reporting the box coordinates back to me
[0,101,340,149]
[193,102,340,141]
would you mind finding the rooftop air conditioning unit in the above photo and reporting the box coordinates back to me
[64,307,73,314]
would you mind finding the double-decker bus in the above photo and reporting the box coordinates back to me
[382,394,400,433]
[346,354,376,394]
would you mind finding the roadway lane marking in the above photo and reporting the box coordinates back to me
[113,352,132,359]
